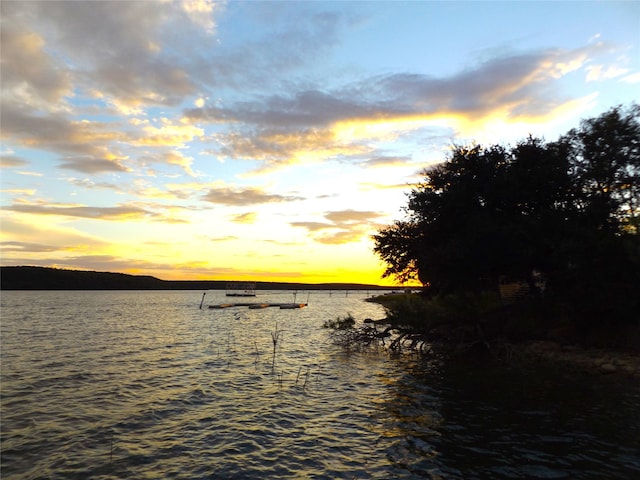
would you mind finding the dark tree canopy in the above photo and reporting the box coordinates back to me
[374,105,640,323]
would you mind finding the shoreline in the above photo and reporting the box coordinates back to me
[366,292,640,378]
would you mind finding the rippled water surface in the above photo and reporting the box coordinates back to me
[2,290,639,479]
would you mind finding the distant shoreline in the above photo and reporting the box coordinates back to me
[0,266,400,291]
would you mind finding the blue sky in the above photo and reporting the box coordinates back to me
[1,0,638,284]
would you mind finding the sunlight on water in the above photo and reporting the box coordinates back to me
[1,290,639,479]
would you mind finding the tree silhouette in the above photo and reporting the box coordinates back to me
[374,105,639,324]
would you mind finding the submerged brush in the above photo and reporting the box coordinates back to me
[109,432,114,465]
[303,366,310,389]
[271,322,282,370]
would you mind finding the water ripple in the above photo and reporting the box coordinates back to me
[2,291,639,479]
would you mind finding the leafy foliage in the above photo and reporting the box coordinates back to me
[374,291,502,330]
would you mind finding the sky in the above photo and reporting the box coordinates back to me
[1,1,639,286]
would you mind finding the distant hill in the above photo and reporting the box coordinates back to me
[0,266,395,291]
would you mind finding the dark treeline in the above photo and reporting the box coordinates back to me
[374,105,640,330]
[0,266,393,291]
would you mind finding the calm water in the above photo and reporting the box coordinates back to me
[1,290,639,479]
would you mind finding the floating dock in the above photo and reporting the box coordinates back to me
[209,302,307,310]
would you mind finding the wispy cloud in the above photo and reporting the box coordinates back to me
[621,72,640,84]
[67,178,122,191]
[230,212,257,224]
[1,241,62,253]
[324,209,384,224]
[0,217,112,258]
[291,210,384,244]
[58,157,129,174]
[0,155,29,168]
[202,186,303,206]
[359,155,415,168]
[4,202,156,221]
[3,198,194,224]
[290,221,334,232]
[205,235,238,242]
[1,105,123,157]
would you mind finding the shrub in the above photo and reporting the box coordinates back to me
[323,313,356,330]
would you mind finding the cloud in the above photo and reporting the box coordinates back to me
[3,1,621,182]
[3,0,208,109]
[0,103,127,165]
[315,229,368,245]
[180,0,222,35]
[621,72,640,84]
[585,64,630,82]
[1,0,345,115]
[360,155,415,168]
[47,255,160,274]
[136,150,197,176]
[264,49,600,126]
[2,188,38,196]
[230,212,257,224]
[3,199,195,224]
[0,155,29,168]
[371,46,603,120]
[290,221,334,232]
[2,99,198,178]
[136,183,194,201]
[4,202,155,221]
[187,44,613,174]
[325,210,384,224]
[0,0,215,177]
[202,185,303,206]
[0,20,71,107]
[190,7,352,90]
[206,235,238,242]
[136,121,204,147]
[187,90,385,129]
[263,238,303,247]
[359,181,415,192]
[291,209,385,244]
[0,241,61,253]
[0,217,112,259]
[67,178,122,191]
[58,157,129,174]
[217,127,371,174]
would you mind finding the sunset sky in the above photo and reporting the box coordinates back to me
[1,1,639,285]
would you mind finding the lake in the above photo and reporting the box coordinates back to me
[1,290,639,479]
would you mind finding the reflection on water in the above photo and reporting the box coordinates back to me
[1,290,639,479]
[384,360,640,479]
